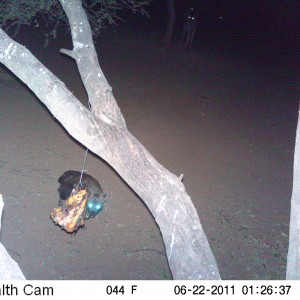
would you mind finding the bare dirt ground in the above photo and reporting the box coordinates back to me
[0,22,299,280]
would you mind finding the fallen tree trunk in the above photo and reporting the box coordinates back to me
[0,0,220,279]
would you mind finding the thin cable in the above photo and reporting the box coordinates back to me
[75,148,89,188]
[77,100,91,188]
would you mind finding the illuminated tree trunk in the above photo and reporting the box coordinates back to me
[286,101,300,280]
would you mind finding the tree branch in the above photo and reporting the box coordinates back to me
[60,48,75,59]
[59,0,126,127]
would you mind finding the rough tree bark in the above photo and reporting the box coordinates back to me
[286,101,300,279]
[0,0,220,279]
[163,0,176,44]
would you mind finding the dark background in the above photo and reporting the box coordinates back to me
[126,0,299,65]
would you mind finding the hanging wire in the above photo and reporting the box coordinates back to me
[75,99,92,188]
[74,148,89,189]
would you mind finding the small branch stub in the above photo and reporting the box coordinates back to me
[60,48,75,59]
